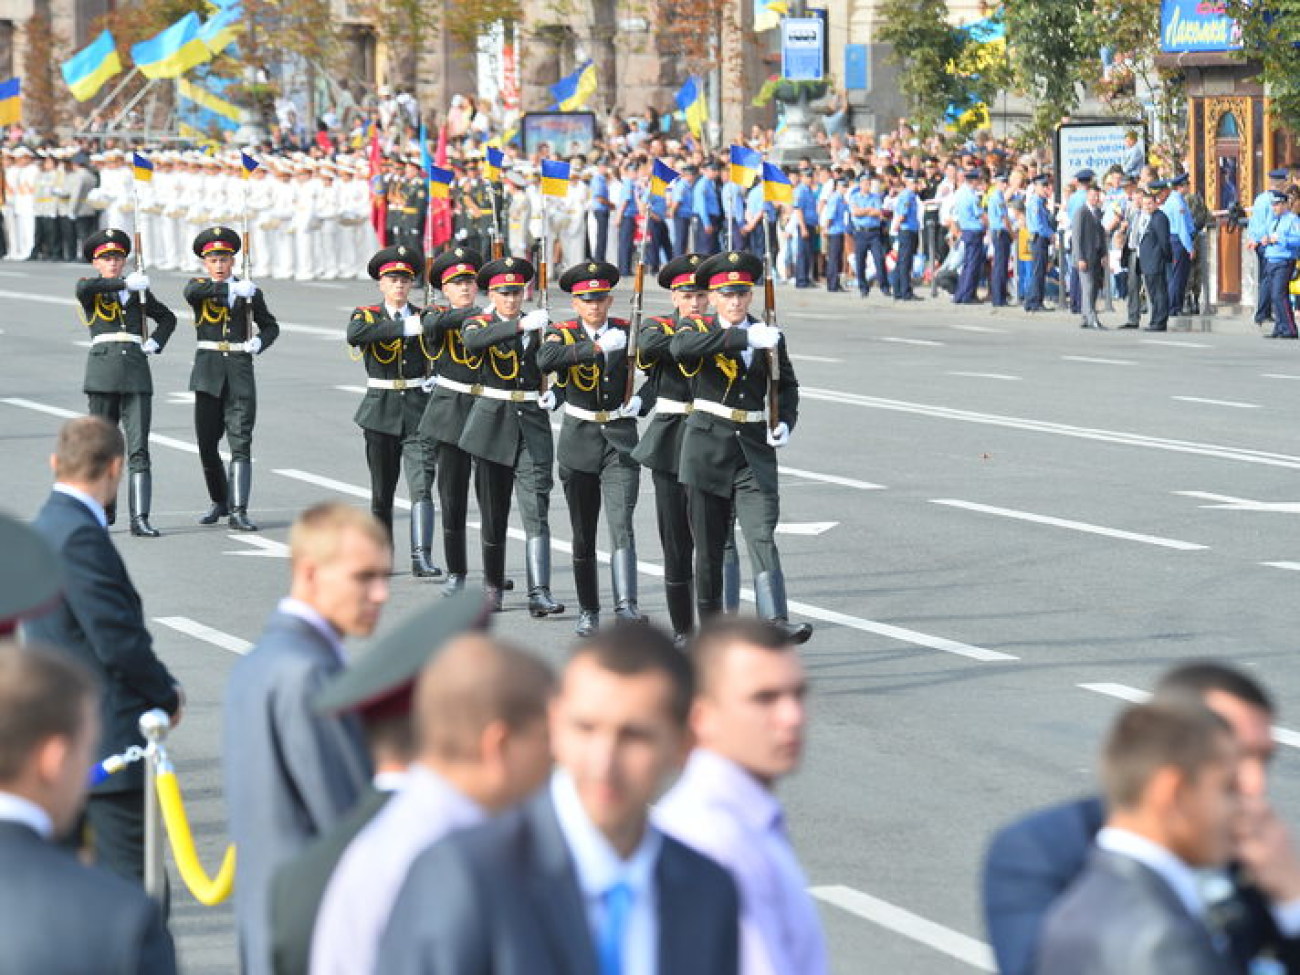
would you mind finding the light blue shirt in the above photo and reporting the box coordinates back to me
[53,482,106,529]
[847,188,883,231]
[1027,193,1054,237]
[1161,191,1194,251]
[1066,188,1087,221]
[669,177,693,218]
[745,183,772,223]
[953,185,985,232]
[694,176,721,220]
[1262,209,1300,262]
[986,187,1008,232]
[795,183,817,225]
[552,770,661,975]
[1248,189,1274,244]
[590,172,610,213]
[893,187,919,232]
[722,182,745,223]
[823,190,848,234]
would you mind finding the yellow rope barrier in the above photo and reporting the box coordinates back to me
[154,768,237,905]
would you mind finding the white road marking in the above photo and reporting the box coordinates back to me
[1172,395,1260,409]
[0,289,76,307]
[774,522,837,536]
[1080,683,1300,748]
[881,336,945,347]
[275,468,1011,662]
[334,384,367,395]
[281,321,346,340]
[799,387,1300,472]
[1140,338,1213,349]
[305,282,346,289]
[1175,490,1300,513]
[947,371,1021,381]
[165,391,196,406]
[950,324,1006,334]
[778,466,886,491]
[810,885,995,972]
[73,340,92,348]
[2,397,80,419]
[1263,562,1300,572]
[154,616,252,655]
[1060,355,1135,365]
[224,535,290,558]
[1262,373,1300,380]
[930,499,1207,551]
[789,353,844,364]
[1175,490,1253,504]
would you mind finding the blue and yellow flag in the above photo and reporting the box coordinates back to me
[674,77,707,140]
[178,77,243,132]
[240,151,259,178]
[132,12,212,80]
[428,165,454,200]
[649,159,679,199]
[0,77,20,128]
[549,61,597,112]
[132,151,154,182]
[540,159,571,198]
[62,30,122,103]
[484,147,504,182]
[729,145,761,186]
[198,4,242,56]
[762,162,792,205]
[755,0,788,32]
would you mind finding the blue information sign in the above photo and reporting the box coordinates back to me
[781,17,824,82]
[845,44,868,91]
[1159,0,1242,53]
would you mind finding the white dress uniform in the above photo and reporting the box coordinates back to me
[180,163,209,273]
[99,157,135,237]
[270,167,297,279]
[315,169,340,279]
[290,169,319,280]
[10,153,37,259]
[158,158,187,270]
[560,178,590,271]
[349,170,377,278]
[247,170,275,279]
[152,160,178,269]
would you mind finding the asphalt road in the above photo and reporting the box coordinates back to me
[3,259,1298,974]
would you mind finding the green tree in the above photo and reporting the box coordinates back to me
[1224,0,1300,133]
[1002,0,1102,145]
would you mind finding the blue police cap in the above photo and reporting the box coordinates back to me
[1270,168,1289,180]
[1075,169,1095,183]
[1170,173,1189,186]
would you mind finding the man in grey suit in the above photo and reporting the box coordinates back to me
[1071,182,1108,329]
[1036,701,1241,974]
[0,640,176,974]
[377,622,740,975]
[225,502,390,975]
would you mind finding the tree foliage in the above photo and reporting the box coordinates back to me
[1002,0,1102,144]
[22,3,65,135]
[1224,0,1300,133]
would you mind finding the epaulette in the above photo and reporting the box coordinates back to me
[609,317,631,327]
[359,305,381,313]
[554,320,580,330]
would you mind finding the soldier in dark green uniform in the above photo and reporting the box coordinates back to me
[630,253,708,642]
[386,159,427,252]
[346,244,449,577]
[670,250,812,644]
[459,161,495,256]
[76,228,177,537]
[536,261,653,636]
[459,256,564,617]
[419,247,484,591]
[184,226,280,532]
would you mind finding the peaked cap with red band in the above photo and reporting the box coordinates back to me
[657,253,706,291]
[559,260,620,296]
[429,246,483,288]
[192,226,242,259]
[368,244,423,280]
[476,256,536,292]
[83,228,131,264]
[695,251,764,292]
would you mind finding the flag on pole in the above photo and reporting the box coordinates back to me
[197,4,243,56]
[649,159,679,199]
[427,165,454,199]
[674,77,707,140]
[132,12,212,80]
[754,0,788,32]
[240,151,259,178]
[418,121,433,182]
[729,145,761,186]
[132,151,154,182]
[540,159,571,198]
[61,30,122,102]
[484,147,504,182]
[178,77,243,132]
[0,78,20,127]
[762,162,793,204]
[549,61,597,111]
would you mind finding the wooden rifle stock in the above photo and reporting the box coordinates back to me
[132,227,150,343]
[625,260,645,406]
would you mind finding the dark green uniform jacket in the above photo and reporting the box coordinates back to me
[77,277,177,395]
[629,312,697,475]
[345,302,433,437]
[458,311,555,469]
[418,304,482,446]
[183,278,280,398]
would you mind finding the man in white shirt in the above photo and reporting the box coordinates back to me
[1036,702,1240,975]
[310,631,553,975]
[656,618,828,975]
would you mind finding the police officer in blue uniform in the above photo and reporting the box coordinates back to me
[1025,174,1055,312]
[848,172,890,298]
[1259,191,1300,340]
[987,172,1013,307]
[951,169,987,304]
[1247,168,1290,328]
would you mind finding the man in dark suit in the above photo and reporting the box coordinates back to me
[984,661,1300,975]
[1137,184,1173,332]
[1071,182,1108,329]
[1036,701,1239,974]
[25,416,183,886]
[225,501,388,975]
[670,251,811,644]
[376,622,740,975]
[0,641,177,974]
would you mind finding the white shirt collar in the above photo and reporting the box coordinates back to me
[53,483,107,529]
[0,792,54,839]
[550,769,661,900]
[1097,826,1205,919]
[384,303,410,319]
[372,769,409,793]
[719,315,750,330]
[276,596,347,663]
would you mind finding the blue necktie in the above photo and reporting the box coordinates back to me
[597,881,633,975]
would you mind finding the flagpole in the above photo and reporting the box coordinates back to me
[88,67,139,131]
[129,174,150,345]
[624,177,654,409]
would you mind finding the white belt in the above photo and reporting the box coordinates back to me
[565,403,622,424]
[197,340,250,353]
[692,399,765,424]
[438,377,539,402]
[654,398,692,416]
[91,332,142,346]
[367,377,421,391]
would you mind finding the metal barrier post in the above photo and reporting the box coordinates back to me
[139,708,170,902]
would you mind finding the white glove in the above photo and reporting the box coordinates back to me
[520,309,549,332]
[403,314,424,337]
[247,336,263,355]
[142,338,160,355]
[618,395,642,419]
[421,375,438,394]
[125,271,150,292]
[231,278,257,299]
[596,328,627,355]
[748,324,780,350]
[766,421,790,448]
[537,389,558,411]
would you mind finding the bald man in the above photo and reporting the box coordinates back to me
[310,635,554,975]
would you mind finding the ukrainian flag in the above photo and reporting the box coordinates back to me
[178,122,219,149]
[729,145,761,186]
[197,4,242,56]
[762,162,792,205]
[540,159,571,198]
[428,165,454,200]
[549,61,597,112]
[674,77,707,140]
[240,151,259,178]
[754,0,788,32]
[484,147,504,182]
[132,151,154,182]
[178,78,243,131]
[649,159,679,199]
[0,77,20,128]
[132,12,212,80]
[62,30,122,103]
